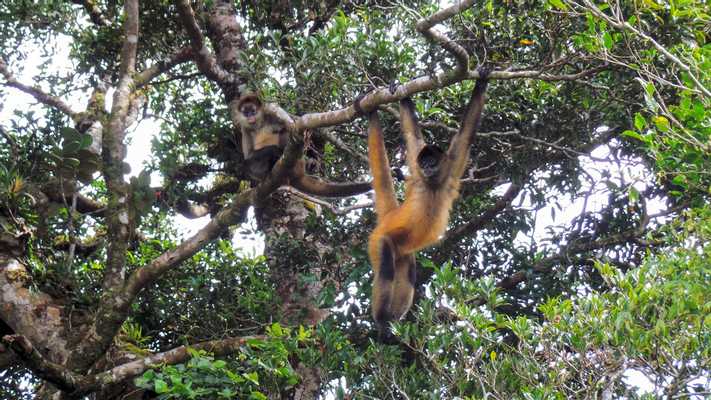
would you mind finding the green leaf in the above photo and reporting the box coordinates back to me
[79,133,93,150]
[653,116,670,132]
[250,391,268,400]
[602,32,613,49]
[270,322,283,337]
[671,175,687,187]
[548,0,568,11]
[63,141,82,154]
[243,372,259,385]
[645,82,655,96]
[622,130,645,142]
[297,325,310,341]
[60,127,80,141]
[64,157,81,168]
[628,186,640,203]
[154,379,169,394]
[634,113,646,130]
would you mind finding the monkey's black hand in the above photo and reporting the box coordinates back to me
[477,64,493,81]
[353,89,373,116]
[392,167,405,182]
[376,324,398,344]
[388,81,399,95]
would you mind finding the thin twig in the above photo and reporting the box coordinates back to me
[280,186,372,215]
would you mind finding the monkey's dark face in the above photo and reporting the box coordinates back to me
[417,145,444,183]
[240,102,260,124]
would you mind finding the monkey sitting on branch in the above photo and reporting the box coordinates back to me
[235,93,371,198]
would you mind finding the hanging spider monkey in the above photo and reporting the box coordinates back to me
[363,70,490,334]
[236,93,371,197]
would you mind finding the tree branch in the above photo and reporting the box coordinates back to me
[294,65,610,132]
[414,0,474,78]
[6,333,267,397]
[71,0,110,26]
[135,47,194,88]
[280,186,373,215]
[80,335,267,394]
[123,135,303,303]
[40,182,106,216]
[495,226,664,291]
[577,0,711,98]
[174,0,236,86]
[0,59,79,119]
[0,257,70,370]
[315,129,369,164]
[441,182,523,247]
[101,0,140,290]
[68,0,141,373]
[2,335,86,393]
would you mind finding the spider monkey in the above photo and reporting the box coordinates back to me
[364,70,490,333]
[236,93,288,180]
[236,93,371,197]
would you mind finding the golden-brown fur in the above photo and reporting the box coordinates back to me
[366,75,489,332]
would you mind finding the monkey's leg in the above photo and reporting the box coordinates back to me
[371,235,397,329]
[389,254,416,321]
[246,145,282,180]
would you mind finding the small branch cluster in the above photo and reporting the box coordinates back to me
[569,0,710,98]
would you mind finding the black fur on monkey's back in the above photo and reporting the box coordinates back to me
[366,69,490,336]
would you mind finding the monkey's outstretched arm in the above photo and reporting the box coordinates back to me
[399,98,426,172]
[368,112,399,216]
[291,175,372,198]
[441,74,490,181]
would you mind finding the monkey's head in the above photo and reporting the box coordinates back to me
[237,94,263,125]
[416,144,445,184]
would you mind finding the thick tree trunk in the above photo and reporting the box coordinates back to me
[260,193,326,399]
